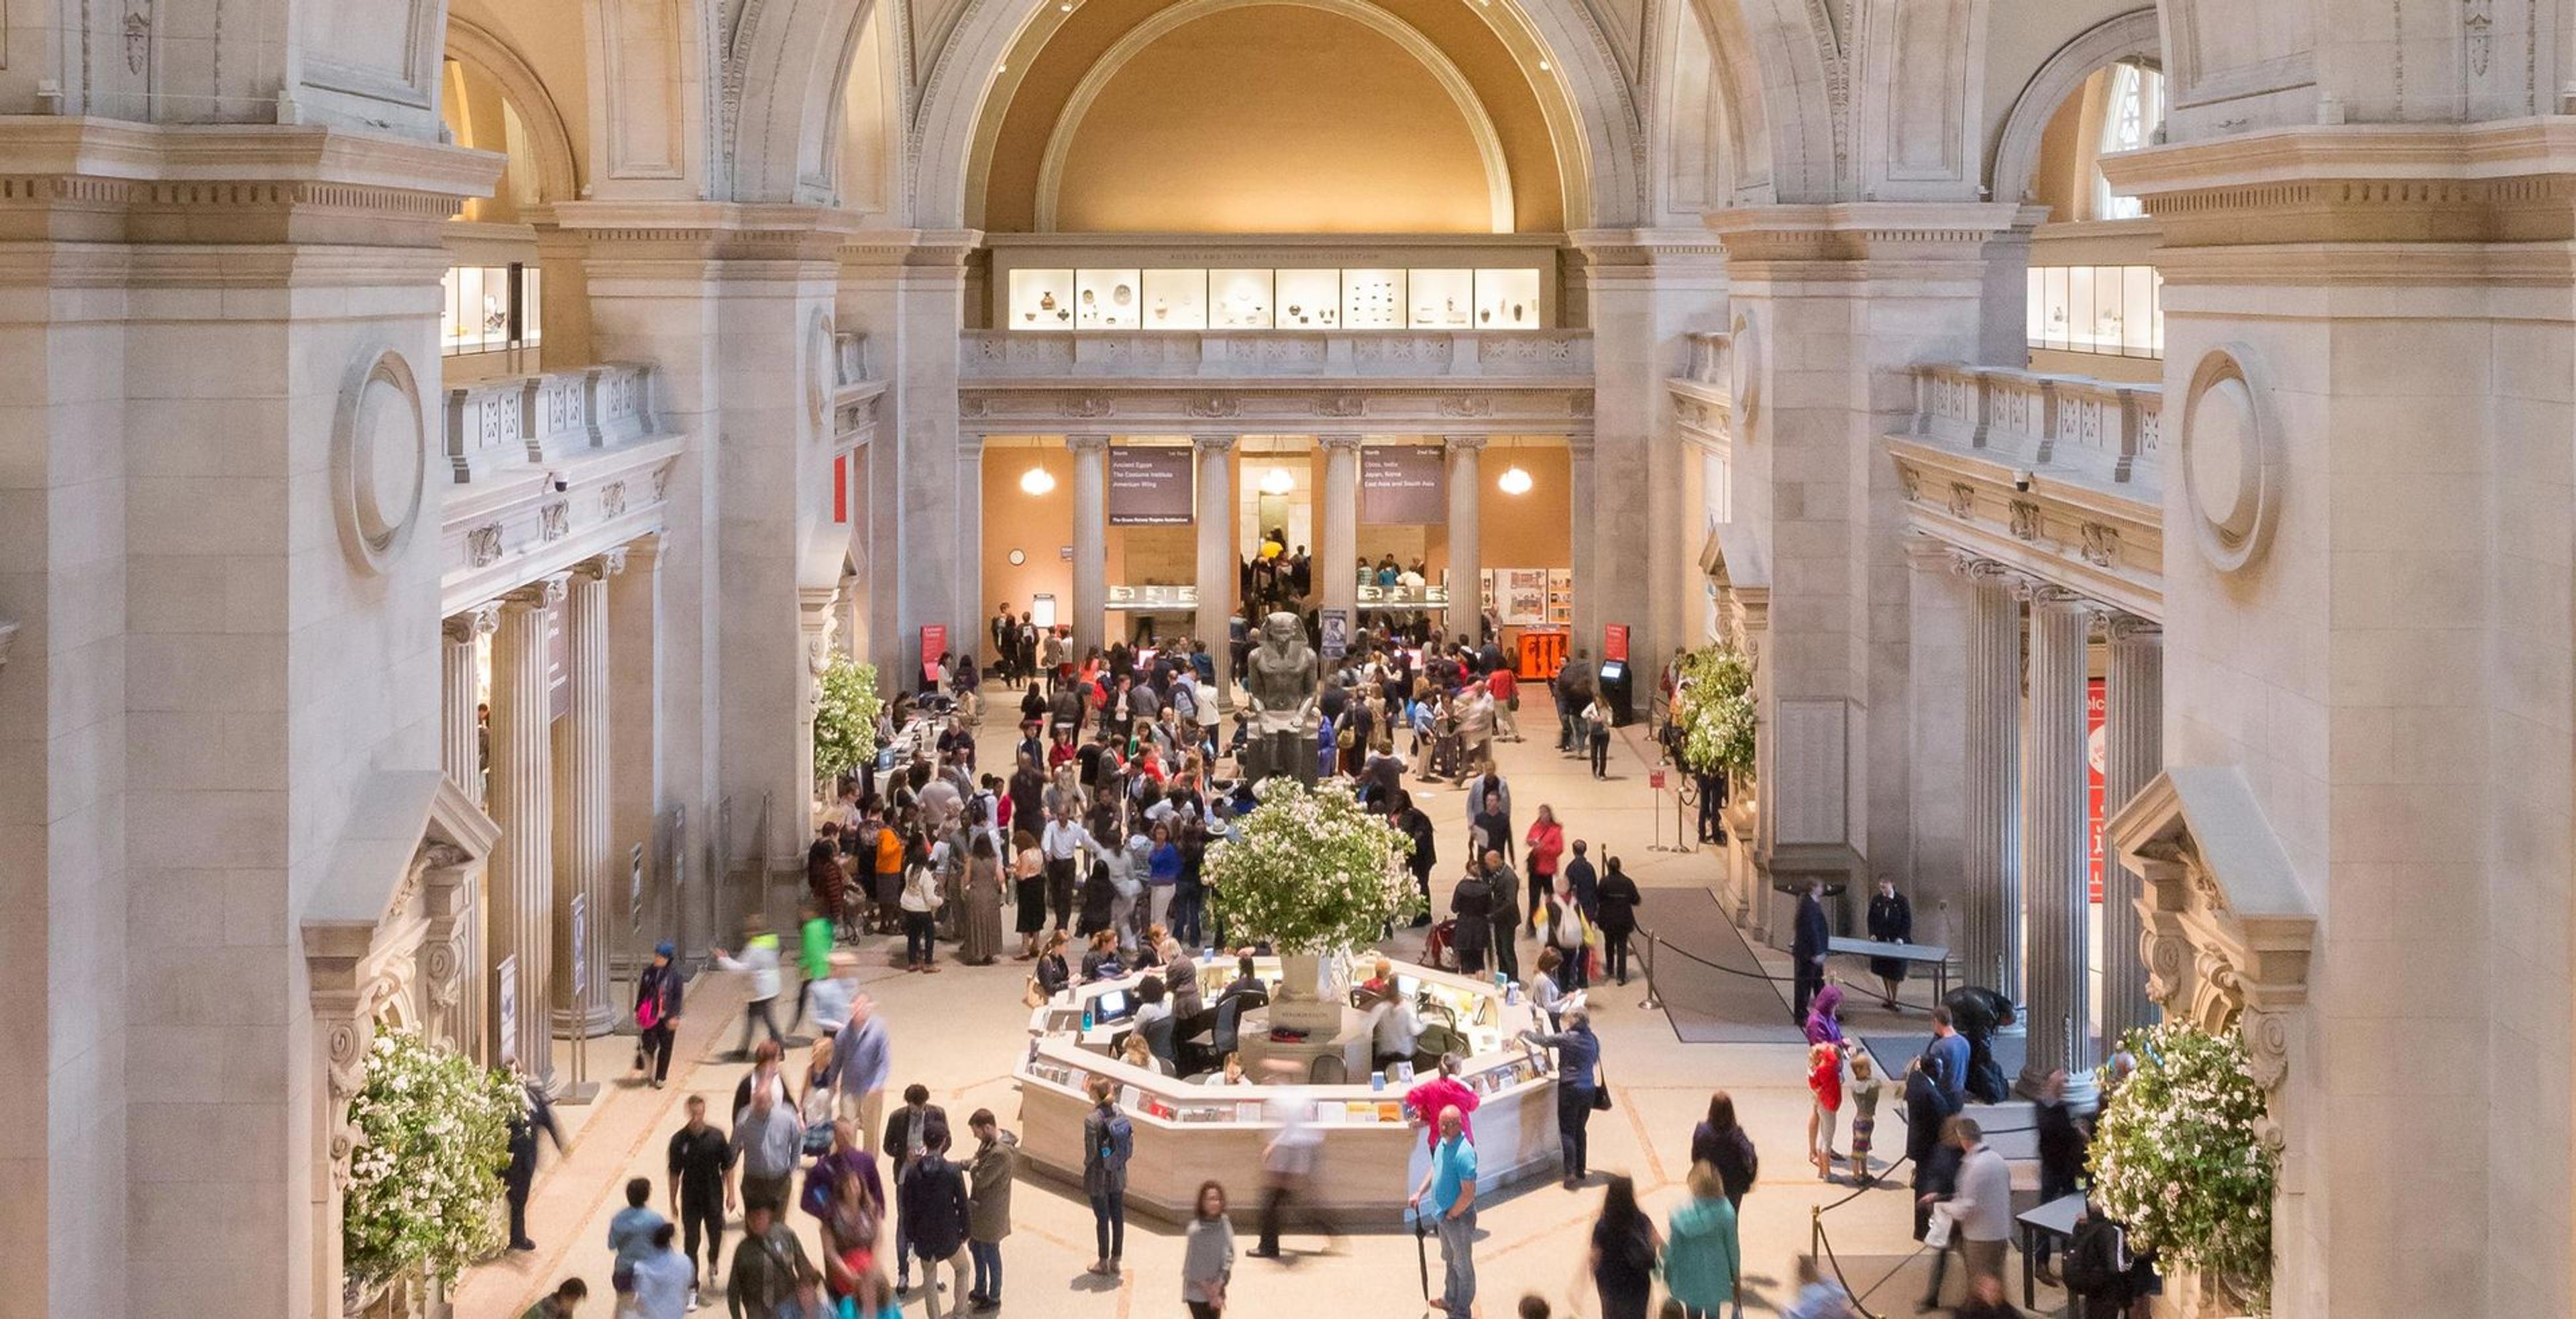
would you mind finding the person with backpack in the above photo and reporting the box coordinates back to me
[631,942,683,1090]
[2062,1200,2141,1319]
[1586,1175,1660,1319]
[1081,1075,1134,1276]
[1688,1092,1760,1209]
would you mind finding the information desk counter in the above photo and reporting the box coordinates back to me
[1014,957,1560,1222]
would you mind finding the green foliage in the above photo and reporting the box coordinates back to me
[1204,780,1426,955]
[812,654,885,786]
[2090,1020,2278,1314]
[1669,642,1757,777]
[341,1027,523,1287]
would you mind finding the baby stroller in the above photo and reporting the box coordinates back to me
[1421,918,1461,972]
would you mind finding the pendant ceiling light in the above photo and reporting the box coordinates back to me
[1260,466,1296,495]
[1498,464,1534,495]
[1021,462,1057,495]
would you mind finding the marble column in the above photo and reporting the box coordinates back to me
[1960,559,2023,1009]
[1445,435,1486,639]
[1317,433,1362,624]
[441,604,496,805]
[1902,537,1972,946]
[490,575,566,1088]
[1567,432,1597,651]
[2019,585,2092,1099]
[608,535,665,973]
[1193,433,1236,694]
[553,553,619,1037]
[1069,433,1110,658]
[2100,616,2163,1050]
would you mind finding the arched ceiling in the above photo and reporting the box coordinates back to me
[974,0,1571,232]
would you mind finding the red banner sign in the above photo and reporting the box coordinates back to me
[833,454,849,523]
[1604,623,1629,663]
[2087,677,2106,903]
[921,624,949,684]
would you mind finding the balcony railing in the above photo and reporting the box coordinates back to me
[1682,331,1731,386]
[445,362,659,482]
[1905,363,2161,484]
[959,329,1593,381]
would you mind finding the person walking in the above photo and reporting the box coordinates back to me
[1520,1006,1603,1188]
[1790,878,1831,1026]
[1448,862,1495,978]
[1923,1008,1972,1112]
[502,1072,565,1252]
[2031,1069,2090,1286]
[2061,1200,2144,1319]
[965,1109,1018,1312]
[835,994,892,1151]
[727,1083,805,1219]
[665,1096,731,1310]
[900,841,945,972]
[633,943,684,1090]
[724,1198,813,1319]
[1865,876,1915,1010]
[1807,1040,1845,1180]
[1081,1076,1134,1276]
[521,1279,589,1319]
[629,1224,695,1319]
[1688,1092,1760,1210]
[959,833,1005,966]
[1560,839,1600,918]
[1662,1162,1743,1319]
[1485,851,1523,984]
[900,1124,974,1319]
[1542,880,1593,991]
[1595,855,1642,984]
[608,1176,669,1312]
[1586,1175,1660,1319]
[1523,804,1565,929]
[1581,696,1611,778]
[1945,1118,2013,1294]
[1010,827,1046,959]
[792,900,835,1031]
[1911,1112,1966,1312]
[712,916,786,1058]
[1953,1275,2023,1319]
[882,1084,948,1295]
[1410,1108,1479,1319]
[1394,790,1438,924]
[1040,807,1093,937]
[1182,1181,1238,1319]
[1250,1064,1320,1259]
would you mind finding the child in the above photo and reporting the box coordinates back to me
[1845,1049,1882,1185]
[794,900,835,1030]
[1807,1040,1845,1179]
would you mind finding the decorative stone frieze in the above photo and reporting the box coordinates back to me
[958,383,1592,437]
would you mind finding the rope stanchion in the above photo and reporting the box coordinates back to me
[1631,927,1803,984]
[1638,930,1664,1010]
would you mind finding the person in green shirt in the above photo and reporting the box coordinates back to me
[792,900,835,1029]
[519,1277,587,1319]
[727,1198,813,1318]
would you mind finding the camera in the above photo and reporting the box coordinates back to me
[548,472,569,493]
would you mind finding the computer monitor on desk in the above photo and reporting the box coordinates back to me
[1093,988,1134,1022]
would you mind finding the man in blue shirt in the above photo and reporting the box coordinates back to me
[606,1177,667,1298]
[1410,1109,1479,1318]
[1924,1007,1972,1111]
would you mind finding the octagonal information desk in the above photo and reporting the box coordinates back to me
[1016,954,1560,1224]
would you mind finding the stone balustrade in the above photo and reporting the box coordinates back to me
[835,331,869,388]
[445,362,660,482]
[1904,362,2161,484]
[1682,329,1731,385]
[959,329,1594,380]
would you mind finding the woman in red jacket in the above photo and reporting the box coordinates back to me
[1524,804,1566,940]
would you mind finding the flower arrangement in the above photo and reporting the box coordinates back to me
[1204,779,1424,954]
[812,654,884,788]
[2090,1020,2278,1314]
[341,1026,523,1289]
[1668,642,1756,777]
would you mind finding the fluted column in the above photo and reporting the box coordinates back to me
[2100,616,2163,1050]
[441,604,496,805]
[1069,433,1110,658]
[608,535,667,975]
[1317,433,1361,623]
[1445,435,1485,639]
[1193,434,1237,695]
[490,575,566,1088]
[2019,585,2092,1100]
[553,554,619,1037]
[1960,559,2023,1009]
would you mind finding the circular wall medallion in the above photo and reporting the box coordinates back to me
[1008,548,1028,566]
[331,348,427,574]
[2180,344,2279,573]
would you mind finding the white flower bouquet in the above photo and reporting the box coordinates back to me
[1203,779,1424,954]
[2090,1020,2278,1314]
[342,1026,523,1288]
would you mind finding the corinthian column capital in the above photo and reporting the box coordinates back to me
[443,602,500,643]
[574,549,628,582]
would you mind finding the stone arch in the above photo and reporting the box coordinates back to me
[727,0,879,203]
[1032,0,1518,233]
[445,15,584,202]
[1693,0,1843,203]
[1988,7,2160,204]
[914,0,1647,229]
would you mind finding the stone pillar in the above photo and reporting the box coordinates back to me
[800,585,842,800]
[2100,616,2162,1049]
[1960,560,2023,1008]
[1567,431,1597,651]
[490,575,567,1088]
[2019,585,2092,1099]
[441,604,496,804]
[1317,433,1362,624]
[1445,435,1486,638]
[1193,433,1237,692]
[1902,537,1973,946]
[553,553,619,1036]
[608,535,666,972]
[1069,433,1110,658]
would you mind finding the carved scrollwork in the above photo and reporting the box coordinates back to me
[1897,466,1921,503]
[1066,393,1114,419]
[2143,929,2190,1006]
[2080,521,2121,567]
[1316,393,1364,418]
[600,480,628,520]
[1183,394,1242,419]
[2008,498,2042,541]
[1436,394,1495,419]
[540,500,570,542]
[466,522,504,568]
[1947,482,1977,519]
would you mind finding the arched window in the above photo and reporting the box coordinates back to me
[2092,62,2163,221]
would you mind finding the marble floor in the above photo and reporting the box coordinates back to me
[449,712,2057,1318]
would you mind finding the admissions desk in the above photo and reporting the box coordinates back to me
[1015,955,1559,1224]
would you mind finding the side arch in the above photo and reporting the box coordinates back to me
[729,0,878,203]
[445,15,585,202]
[1988,7,2160,205]
[1698,0,1843,203]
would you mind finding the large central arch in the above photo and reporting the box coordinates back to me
[910,0,1648,230]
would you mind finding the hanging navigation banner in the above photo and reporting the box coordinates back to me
[1360,444,1446,524]
[1320,609,1350,658]
[1108,445,1196,525]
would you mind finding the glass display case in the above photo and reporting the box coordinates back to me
[1210,268,1274,328]
[1473,268,1541,328]
[1275,268,1340,328]
[1010,268,1077,330]
[440,264,543,358]
[1409,268,1474,328]
[1142,268,1209,329]
[1340,268,1406,329]
[1074,268,1143,329]
[2027,263,2163,358]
